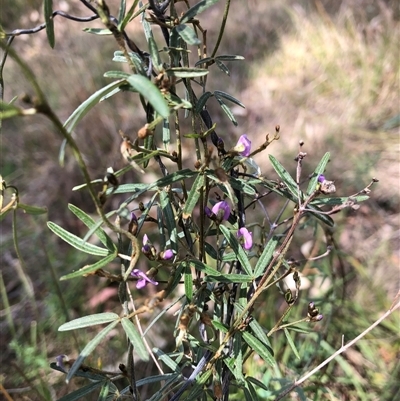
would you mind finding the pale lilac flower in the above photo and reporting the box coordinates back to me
[211,201,231,221]
[234,134,251,157]
[131,269,158,289]
[161,249,174,260]
[237,227,253,250]
[318,174,326,183]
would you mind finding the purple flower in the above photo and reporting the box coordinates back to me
[237,227,253,250]
[318,174,326,183]
[204,206,213,218]
[161,249,174,260]
[131,269,158,289]
[212,201,231,221]
[234,134,251,157]
[142,234,151,253]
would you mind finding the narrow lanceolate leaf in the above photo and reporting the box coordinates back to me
[214,93,238,126]
[166,67,209,78]
[104,71,131,80]
[58,312,119,331]
[44,0,55,48]
[56,381,105,401]
[242,331,275,367]
[68,204,115,251]
[59,252,117,281]
[215,59,230,75]
[195,91,213,114]
[82,28,112,35]
[249,319,273,349]
[215,54,245,61]
[253,237,279,277]
[66,320,119,383]
[175,24,201,46]
[214,90,245,108]
[0,102,24,119]
[218,225,253,275]
[180,0,220,24]
[269,154,299,200]
[47,221,109,256]
[184,261,193,301]
[64,80,125,133]
[148,36,162,71]
[306,152,331,195]
[126,75,169,119]
[17,203,47,215]
[121,318,149,361]
[182,173,204,219]
[284,328,300,359]
[119,0,141,31]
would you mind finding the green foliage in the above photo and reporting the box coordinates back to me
[1,1,398,401]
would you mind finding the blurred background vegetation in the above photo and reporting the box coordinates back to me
[1,0,399,400]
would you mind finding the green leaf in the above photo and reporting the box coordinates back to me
[233,333,244,383]
[195,91,213,114]
[166,67,209,78]
[311,195,369,206]
[175,24,201,46]
[118,0,126,23]
[121,317,149,361]
[306,152,331,195]
[218,225,253,275]
[119,0,142,31]
[182,173,204,219]
[148,36,162,71]
[97,381,111,401]
[180,0,220,24]
[269,154,299,200]
[126,75,170,119]
[242,331,275,367]
[44,0,55,48]
[57,381,105,401]
[59,313,119,331]
[66,320,120,383]
[211,320,229,333]
[160,191,178,252]
[249,319,273,350]
[215,59,230,75]
[47,221,109,256]
[17,203,47,215]
[104,71,131,80]
[283,328,300,359]
[215,54,245,61]
[194,57,214,67]
[253,237,278,277]
[64,80,125,133]
[184,262,193,301]
[203,274,253,283]
[246,376,270,392]
[214,93,237,126]
[83,28,112,35]
[0,102,24,119]
[136,373,180,387]
[68,204,115,251]
[59,252,117,280]
[214,90,245,108]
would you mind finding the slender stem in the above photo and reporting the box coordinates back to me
[211,0,231,58]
